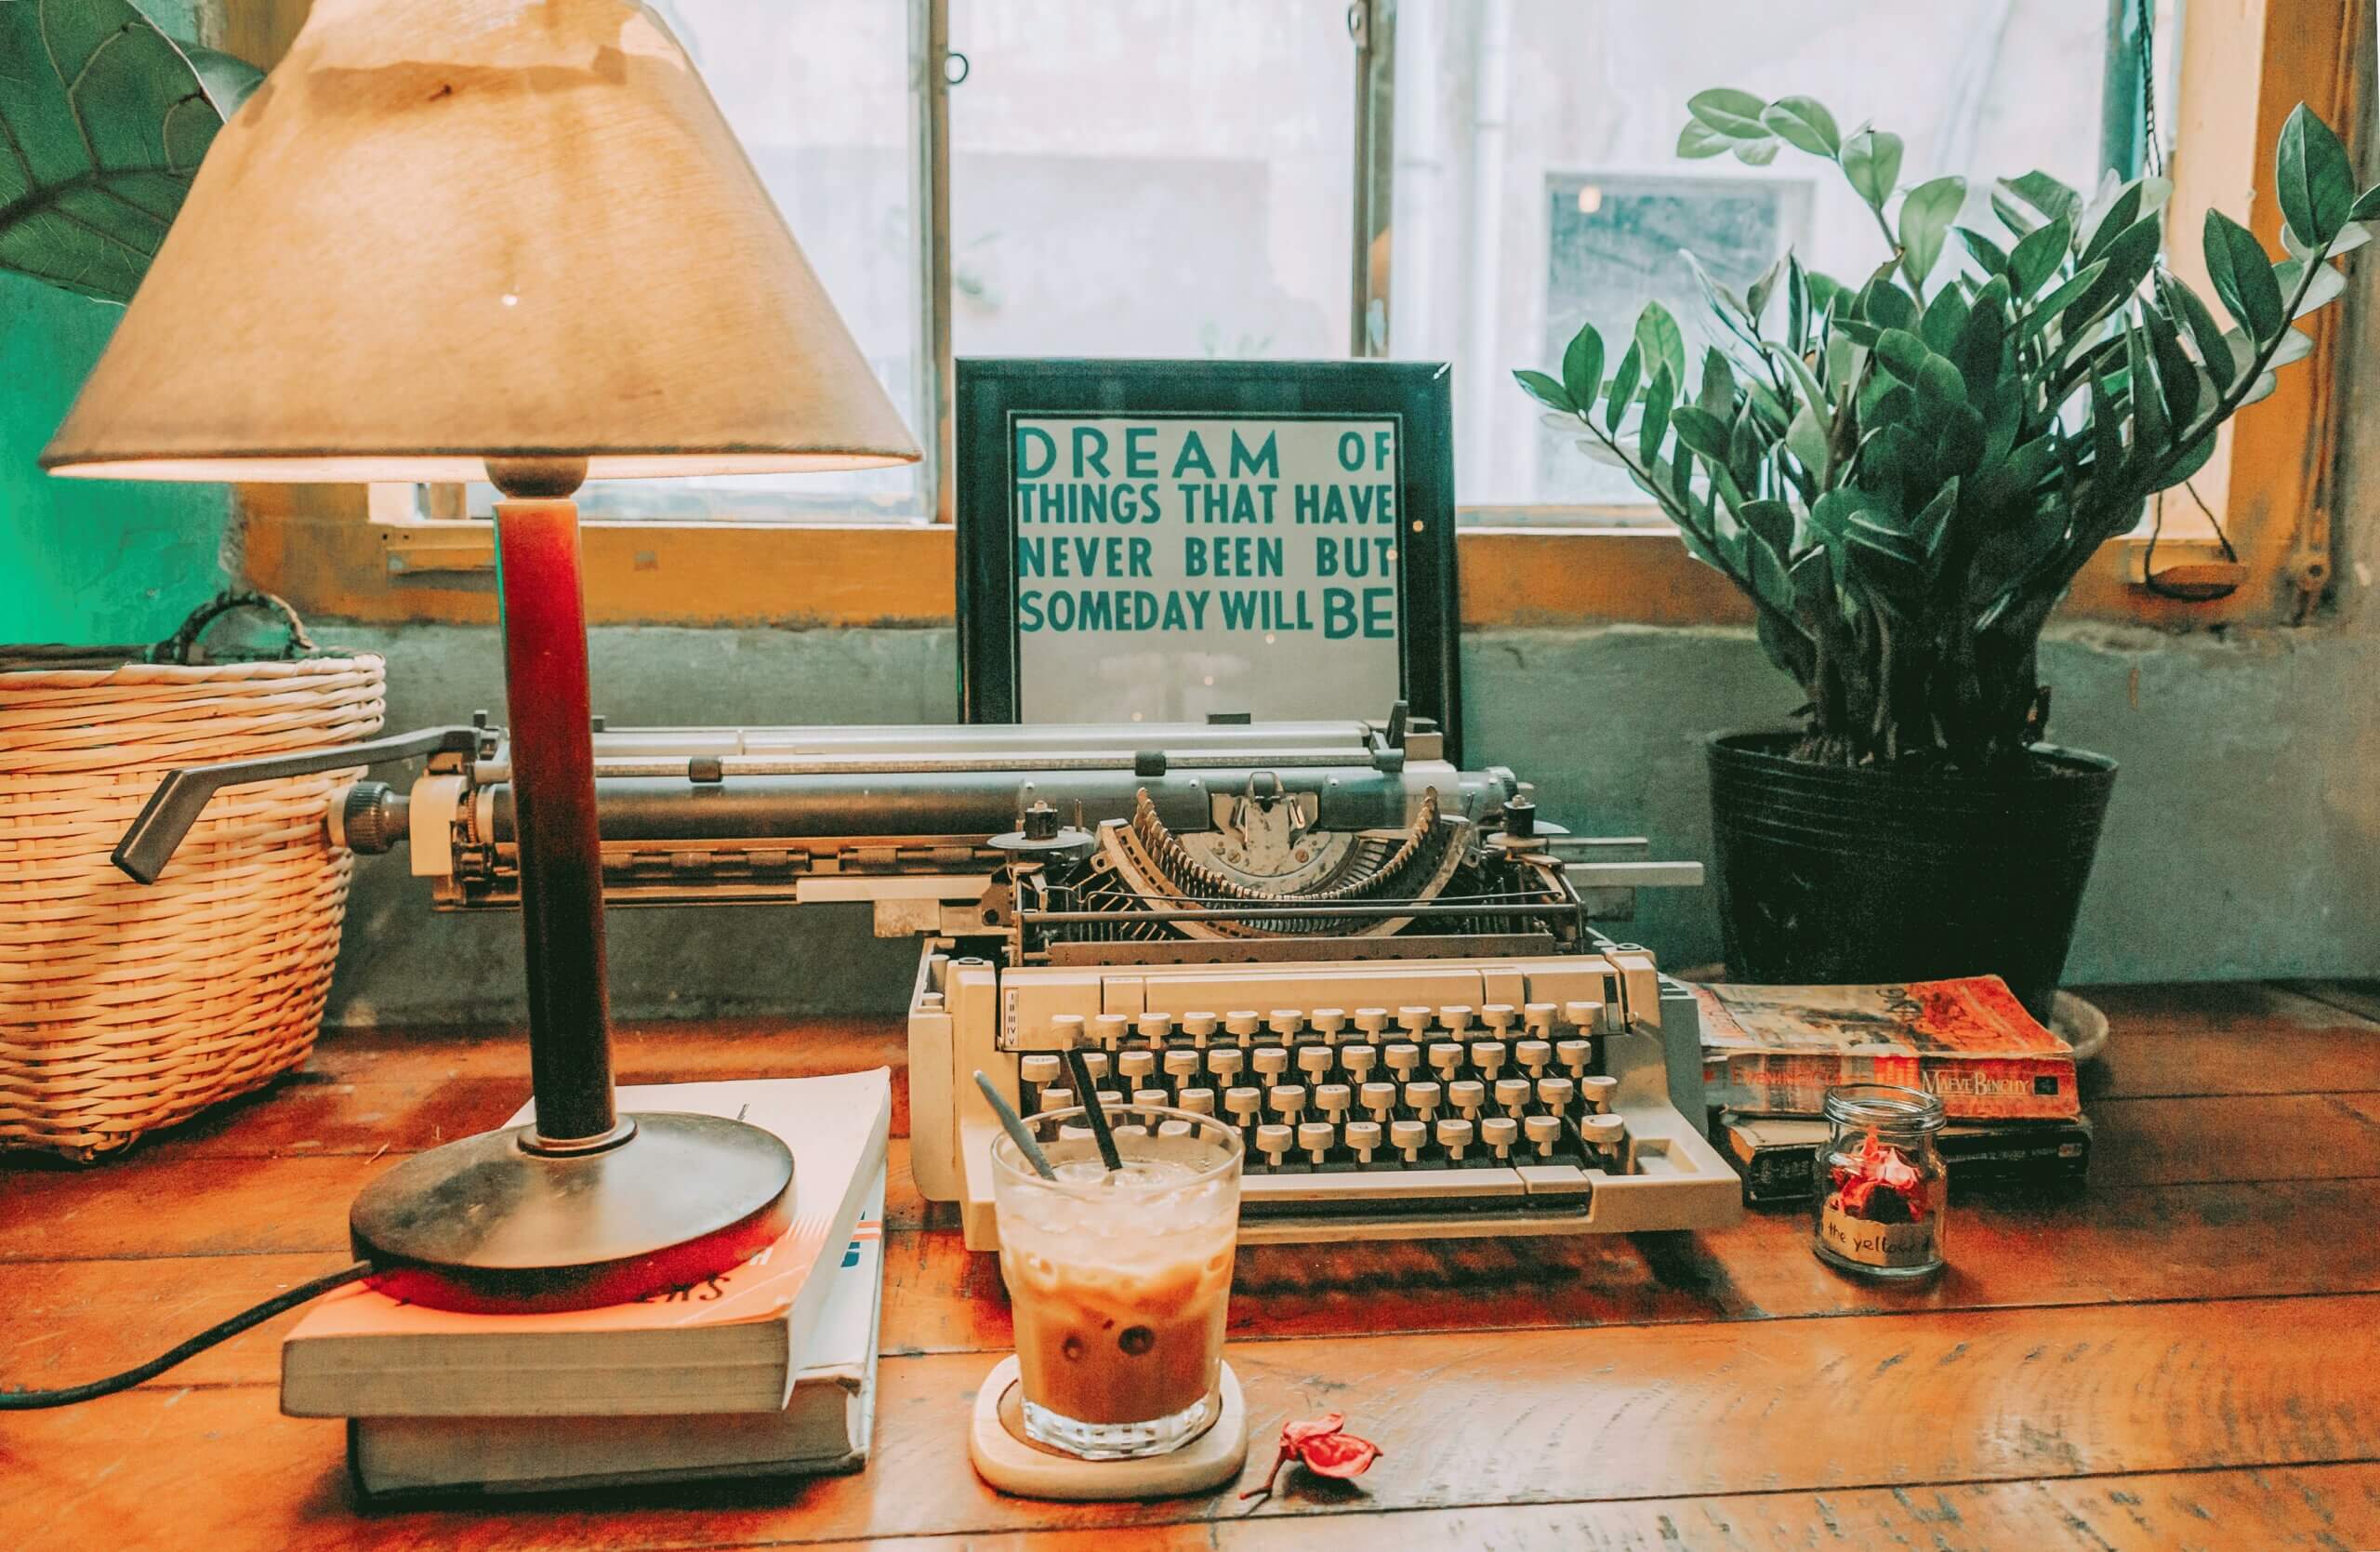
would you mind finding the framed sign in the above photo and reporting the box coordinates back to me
[955,358,1461,763]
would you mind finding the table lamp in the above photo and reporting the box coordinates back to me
[41,0,919,1311]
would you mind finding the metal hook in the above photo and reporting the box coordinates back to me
[944,48,970,86]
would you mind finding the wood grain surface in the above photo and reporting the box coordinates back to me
[3,983,2375,1551]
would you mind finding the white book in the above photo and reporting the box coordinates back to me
[282,1071,891,1419]
[349,1167,889,1499]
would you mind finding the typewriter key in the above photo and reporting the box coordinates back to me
[1481,1115,1518,1160]
[1094,1013,1131,1047]
[1565,1000,1605,1033]
[1339,1043,1380,1080]
[1136,1012,1174,1042]
[1436,1117,1474,1162]
[1297,1121,1335,1166]
[1440,1004,1475,1035]
[1117,1049,1156,1082]
[1250,1046,1289,1080]
[1494,1077,1532,1119]
[1353,1008,1391,1037]
[1395,1005,1433,1036]
[1180,1012,1220,1045]
[1523,1002,1558,1036]
[1132,1088,1168,1110]
[1405,1081,1443,1121]
[1471,1041,1508,1079]
[1315,1082,1353,1120]
[1524,1113,1564,1160]
[1345,1120,1383,1165]
[1223,1086,1262,1124]
[1555,1038,1593,1077]
[1580,1074,1619,1113]
[1448,1079,1486,1120]
[1037,1086,1074,1116]
[1266,1010,1303,1040]
[1538,1076,1577,1113]
[1383,1042,1421,1078]
[1515,1040,1554,1079]
[1309,1007,1348,1040]
[1359,1081,1398,1121]
[1254,1123,1292,1170]
[1479,1003,1518,1034]
[1427,1042,1465,1081]
[1224,1011,1263,1040]
[1296,1045,1334,1080]
[1177,1086,1216,1116]
[1390,1120,1427,1163]
[1163,1048,1202,1082]
[1266,1086,1306,1123]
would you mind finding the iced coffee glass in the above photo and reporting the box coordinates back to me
[988,1103,1242,1459]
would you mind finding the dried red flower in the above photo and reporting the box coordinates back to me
[1241,1412,1384,1501]
[1830,1128,1929,1222]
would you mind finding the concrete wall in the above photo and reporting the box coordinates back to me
[318,604,2380,1028]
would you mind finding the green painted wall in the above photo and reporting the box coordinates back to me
[0,271,232,646]
[0,0,231,649]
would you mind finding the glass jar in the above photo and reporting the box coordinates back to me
[1811,1083,1949,1279]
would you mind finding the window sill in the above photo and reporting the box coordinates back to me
[242,490,2276,633]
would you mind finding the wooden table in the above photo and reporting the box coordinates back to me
[6,982,2380,1550]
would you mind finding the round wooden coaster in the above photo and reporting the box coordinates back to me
[968,1356,1248,1501]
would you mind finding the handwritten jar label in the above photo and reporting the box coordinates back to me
[1819,1199,1942,1269]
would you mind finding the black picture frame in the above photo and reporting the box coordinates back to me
[954,357,1461,763]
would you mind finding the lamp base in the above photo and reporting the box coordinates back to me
[350,1113,795,1313]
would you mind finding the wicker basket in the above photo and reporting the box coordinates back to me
[0,599,385,1160]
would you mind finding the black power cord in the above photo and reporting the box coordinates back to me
[0,1261,372,1410]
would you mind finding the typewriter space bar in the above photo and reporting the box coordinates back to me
[1239,1164,1593,1214]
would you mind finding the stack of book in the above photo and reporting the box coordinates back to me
[1694,976,2092,1207]
[283,1071,892,1499]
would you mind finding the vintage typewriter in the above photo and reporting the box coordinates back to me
[126,703,1741,1250]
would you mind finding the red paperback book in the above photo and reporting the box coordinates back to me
[1695,975,2080,1121]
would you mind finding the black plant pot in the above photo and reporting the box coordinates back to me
[1705,732,2118,1024]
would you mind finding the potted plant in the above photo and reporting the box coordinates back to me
[1517,91,2374,1020]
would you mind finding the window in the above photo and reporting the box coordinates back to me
[260,0,2337,631]
[947,0,1354,361]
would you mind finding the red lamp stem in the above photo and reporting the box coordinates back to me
[494,497,618,1147]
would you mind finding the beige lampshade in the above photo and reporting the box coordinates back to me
[43,0,919,483]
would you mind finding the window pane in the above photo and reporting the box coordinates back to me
[948,0,1355,359]
[1388,0,2122,513]
[548,0,927,522]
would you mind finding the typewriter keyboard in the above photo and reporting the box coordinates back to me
[1017,1002,1633,1214]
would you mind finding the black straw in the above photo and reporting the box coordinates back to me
[1064,1048,1124,1174]
[974,1070,1058,1180]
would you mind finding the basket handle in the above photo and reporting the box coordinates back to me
[151,590,319,665]
[113,725,483,883]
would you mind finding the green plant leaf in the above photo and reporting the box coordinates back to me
[1746,253,1787,324]
[1671,405,1733,462]
[2126,322,2167,459]
[1677,119,1734,159]
[2275,257,2348,319]
[2204,210,2284,338]
[1633,300,1688,390]
[2268,326,2315,369]
[1514,369,1575,415]
[2156,272,2234,386]
[1858,274,1919,332]
[1559,324,1605,417]
[2075,182,2147,268]
[1761,96,1842,156]
[1873,327,1931,383]
[1841,129,1905,209]
[1920,285,1971,355]
[1897,177,1968,288]
[1681,250,1747,323]
[1934,403,1987,475]
[1956,277,2011,385]
[2351,186,2380,221]
[2018,259,2109,339]
[1959,227,2012,276]
[2007,216,2072,297]
[2143,306,2202,423]
[1739,497,1797,558]
[1786,399,1830,476]
[1916,354,1968,407]
[2002,170,2083,225]
[0,0,256,303]
[1639,365,1676,464]
[2276,102,2357,251]
[1698,347,1736,418]
[1731,138,1781,166]
[1687,87,1771,139]
[2066,216,2162,326]
[1910,481,1960,567]
[1605,342,1643,431]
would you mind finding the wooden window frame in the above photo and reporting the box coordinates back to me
[241,0,2359,631]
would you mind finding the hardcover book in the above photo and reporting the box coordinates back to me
[349,1166,889,1499]
[282,1070,892,1419]
[1718,1111,2094,1207]
[1695,975,2080,1121]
